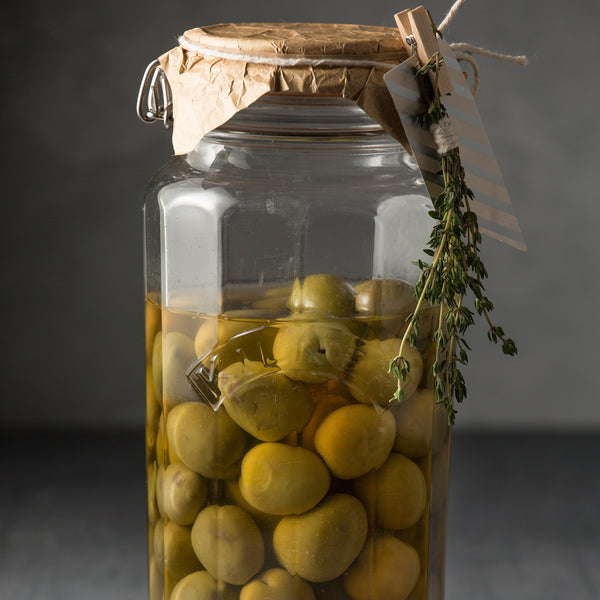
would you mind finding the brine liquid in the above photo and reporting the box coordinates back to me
[145,287,450,600]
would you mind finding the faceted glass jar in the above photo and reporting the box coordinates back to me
[144,94,451,600]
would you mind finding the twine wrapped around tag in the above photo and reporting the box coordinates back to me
[158,23,410,155]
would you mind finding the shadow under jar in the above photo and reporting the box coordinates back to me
[144,94,452,600]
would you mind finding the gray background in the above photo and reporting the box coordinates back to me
[2,0,599,431]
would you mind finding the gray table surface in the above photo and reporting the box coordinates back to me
[1,433,598,600]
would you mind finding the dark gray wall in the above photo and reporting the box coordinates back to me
[2,0,599,429]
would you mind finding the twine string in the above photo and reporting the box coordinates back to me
[450,42,528,66]
[177,36,398,70]
[450,42,528,98]
[438,0,470,32]
[438,0,528,97]
[451,50,481,96]
[430,116,459,153]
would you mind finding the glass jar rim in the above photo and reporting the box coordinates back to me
[213,93,386,137]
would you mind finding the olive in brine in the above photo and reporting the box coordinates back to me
[191,504,264,585]
[349,338,422,406]
[355,453,426,530]
[355,279,417,316]
[273,319,355,384]
[223,478,281,530]
[167,402,248,479]
[344,534,420,600]
[313,404,395,479]
[218,360,313,441]
[391,389,448,458]
[154,520,203,580]
[162,332,198,409]
[162,463,208,525]
[289,274,356,317]
[300,393,349,452]
[171,571,238,600]
[239,442,330,515]
[241,568,315,600]
[273,494,367,583]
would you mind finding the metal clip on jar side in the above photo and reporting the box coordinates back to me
[136,59,173,129]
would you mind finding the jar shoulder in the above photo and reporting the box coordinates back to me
[146,134,425,204]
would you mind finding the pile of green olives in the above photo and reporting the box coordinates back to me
[145,275,450,600]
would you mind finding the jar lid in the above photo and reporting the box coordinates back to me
[158,22,410,154]
[181,23,405,59]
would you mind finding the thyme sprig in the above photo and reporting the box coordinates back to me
[388,56,517,425]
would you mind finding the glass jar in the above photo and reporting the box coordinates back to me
[144,93,451,600]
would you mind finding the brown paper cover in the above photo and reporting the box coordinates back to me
[158,23,409,154]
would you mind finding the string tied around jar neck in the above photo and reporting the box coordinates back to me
[177,37,400,71]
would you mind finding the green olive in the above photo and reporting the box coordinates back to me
[349,338,422,406]
[163,463,208,525]
[165,521,203,580]
[313,404,395,479]
[193,319,219,360]
[355,453,426,530]
[218,360,313,441]
[171,571,238,600]
[355,279,417,316]
[162,332,198,409]
[273,319,355,384]
[343,534,420,600]
[167,402,248,479]
[223,478,281,530]
[300,393,349,453]
[239,443,330,515]
[355,281,436,341]
[273,494,367,582]
[241,568,315,600]
[191,504,264,585]
[288,274,356,317]
[154,519,203,580]
[391,389,448,458]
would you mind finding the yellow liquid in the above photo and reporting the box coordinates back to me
[145,288,450,600]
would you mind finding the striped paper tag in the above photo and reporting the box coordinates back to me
[384,40,526,251]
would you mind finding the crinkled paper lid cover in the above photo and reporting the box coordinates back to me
[159,22,410,154]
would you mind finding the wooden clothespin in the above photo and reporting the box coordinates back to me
[394,6,454,97]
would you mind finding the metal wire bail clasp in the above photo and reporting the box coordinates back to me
[136,59,173,128]
[406,35,417,56]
